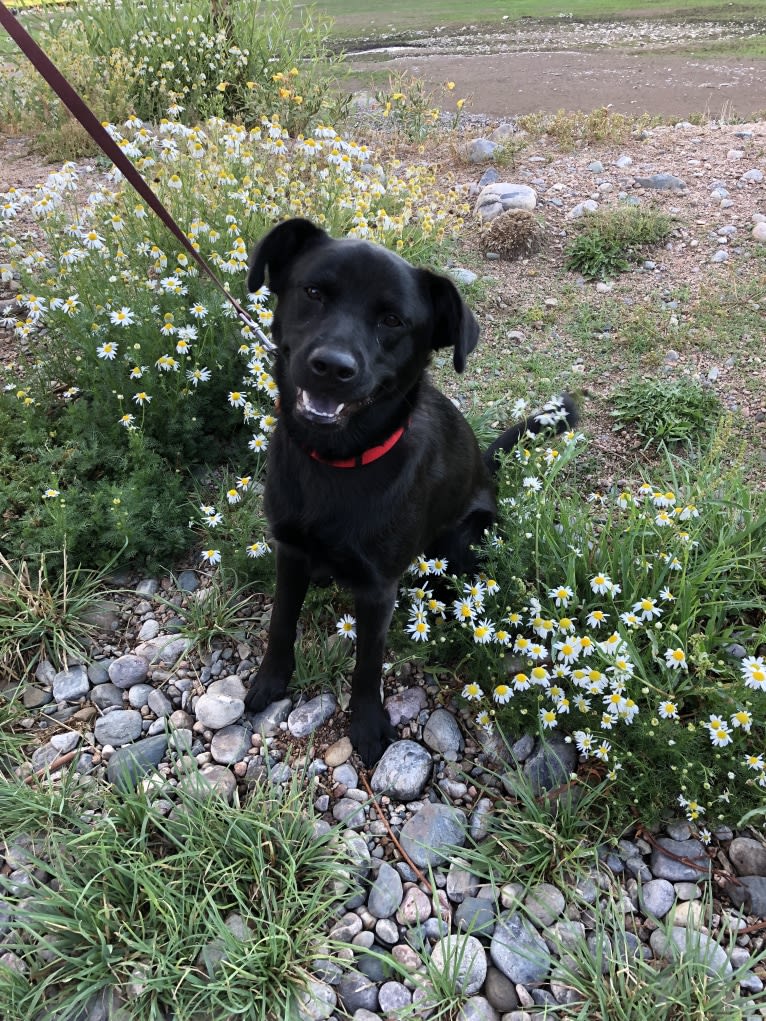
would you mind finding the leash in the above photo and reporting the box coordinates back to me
[0,1,275,352]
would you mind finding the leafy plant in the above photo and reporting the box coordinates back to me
[516,107,658,150]
[167,572,268,651]
[612,379,721,447]
[565,206,675,279]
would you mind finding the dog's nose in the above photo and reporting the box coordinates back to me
[308,346,359,384]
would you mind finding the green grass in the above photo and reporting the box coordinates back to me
[565,207,676,280]
[612,379,721,448]
[0,765,356,1021]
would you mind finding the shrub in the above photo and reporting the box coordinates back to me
[565,206,675,280]
[395,410,766,828]
[612,379,721,448]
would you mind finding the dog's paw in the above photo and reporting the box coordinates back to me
[244,673,289,714]
[349,701,397,768]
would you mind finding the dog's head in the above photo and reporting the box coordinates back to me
[247,218,479,429]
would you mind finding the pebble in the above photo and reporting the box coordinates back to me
[640,878,675,918]
[178,764,236,803]
[210,725,251,764]
[567,199,599,219]
[208,675,247,700]
[650,837,710,882]
[325,736,353,767]
[524,884,566,928]
[399,803,468,867]
[490,913,551,985]
[711,250,728,263]
[94,709,143,747]
[587,160,604,173]
[91,683,124,710]
[52,664,90,702]
[287,694,337,738]
[195,692,245,730]
[650,926,732,978]
[752,222,766,243]
[378,981,411,1012]
[431,935,487,995]
[466,138,498,164]
[635,173,686,191]
[475,183,537,222]
[108,654,150,689]
[127,683,154,709]
[106,735,169,791]
[729,837,766,877]
[385,686,427,725]
[250,697,292,735]
[368,862,404,918]
[422,708,464,758]
[449,268,479,286]
[371,740,432,801]
[522,737,577,795]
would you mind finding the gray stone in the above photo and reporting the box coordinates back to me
[208,674,247,700]
[650,837,711,882]
[635,173,686,191]
[147,689,173,717]
[91,683,124,710]
[447,864,480,904]
[448,268,478,286]
[338,969,378,1013]
[50,732,80,754]
[470,797,493,841]
[567,200,599,219]
[250,697,292,735]
[728,875,766,917]
[478,168,500,187]
[640,878,675,918]
[210,725,251,764]
[22,685,52,709]
[587,161,604,173]
[459,996,499,1021]
[333,798,366,830]
[334,763,358,788]
[106,735,169,791]
[431,935,487,995]
[195,692,244,730]
[371,740,432,801]
[287,694,337,738]
[375,917,399,944]
[385,686,427,725]
[108,655,149,690]
[615,155,633,168]
[135,578,159,596]
[137,618,160,642]
[423,708,464,758]
[295,977,336,1021]
[134,635,192,665]
[524,883,566,927]
[52,664,89,702]
[378,981,411,1013]
[31,741,63,771]
[753,222,766,243]
[522,737,577,795]
[128,684,154,709]
[475,182,537,222]
[650,926,732,978]
[87,660,110,685]
[455,896,496,937]
[176,570,199,592]
[178,764,236,803]
[399,803,467,867]
[665,819,692,841]
[368,861,404,918]
[729,837,766,877]
[78,599,120,632]
[35,659,56,686]
[484,966,519,1012]
[490,912,551,985]
[94,709,143,747]
[711,250,728,263]
[466,138,498,164]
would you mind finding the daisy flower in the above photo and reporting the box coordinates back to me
[539,707,558,729]
[549,584,573,608]
[664,647,687,670]
[110,306,135,327]
[658,700,679,720]
[586,609,609,629]
[97,342,118,360]
[246,541,270,558]
[590,573,612,595]
[406,618,430,642]
[493,684,512,704]
[462,682,484,701]
[336,615,357,640]
[200,549,221,564]
[472,619,495,644]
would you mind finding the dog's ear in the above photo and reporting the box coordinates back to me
[247,218,328,295]
[423,270,480,373]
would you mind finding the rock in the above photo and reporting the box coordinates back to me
[399,803,467,868]
[567,200,599,219]
[422,709,464,758]
[333,798,366,830]
[635,173,686,191]
[134,635,192,665]
[107,735,169,791]
[459,997,499,1021]
[147,689,173,717]
[729,837,766,877]
[711,250,728,263]
[176,570,199,592]
[178,764,236,803]
[78,599,120,632]
[94,709,143,747]
[91,683,124,710]
[208,675,247,700]
[31,742,63,771]
[587,161,604,173]
[490,123,516,144]
[50,732,80,754]
[287,694,337,738]
[727,148,745,160]
[135,578,159,596]
[455,896,496,937]
[52,664,89,702]
[325,736,353,767]
[431,935,487,995]
[752,223,766,243]
[87,660,110,685]
[195,692,244,730]
[650,926,732,978]
[447,864,480,904]
[466,138,498,164]
[108,657,150,690]
[615,155,633,169]
[250,697,292,735]
[522,737,577,795]
[650,838,710,882]
[385,687,427,725]
[22,685,52,709]
[371,740,432,801]
[334,763,358,788]
[295,977,336,1020]
[448,268,478,286]
[137,618,160,642]
[210,725,251,764]
[490,912,551,985]
[484,966,519,1012]
[368,862,404,919]
[338,969,378,1013]
[35,659,56,686]
[727,875,766,917]
[475,183,537,223]
[640,878,675,918]
[478,167,500,187]
[396,885,431,924]
[524,883,566,927]
[128,684,154,709]
[378,981,412,1013]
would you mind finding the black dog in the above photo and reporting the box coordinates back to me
[243,218,575,765]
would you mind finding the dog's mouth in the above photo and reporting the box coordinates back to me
[295,388,353,425]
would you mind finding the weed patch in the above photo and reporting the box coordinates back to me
[612,378,721,447]
[565,206,675,280]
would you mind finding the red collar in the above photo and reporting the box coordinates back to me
[308,421,409,468]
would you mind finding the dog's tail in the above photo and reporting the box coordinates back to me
[483,393,579,475]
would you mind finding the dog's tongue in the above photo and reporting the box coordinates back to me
[300,390,345,419]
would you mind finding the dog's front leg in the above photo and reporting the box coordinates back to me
[245,544,310,713]
[348,582,399,767]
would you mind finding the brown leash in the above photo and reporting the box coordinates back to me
[0,0,274,351]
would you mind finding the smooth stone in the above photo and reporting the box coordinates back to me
[91,683,124,710]
[587,160,604,172]
[333,763,358,788]
[135,579,159,596]
[94,709,143,747]
[478,167,500,187]
[447,864,480,904]
[338,969,378,1013]
[385,687,427,725]
[640,878,675,918]
[52,664,89,702]
[567,199,598,219]
[108,654,149,689]
[147,689,173,717]
[368,861,404,919]
[370,740,432,801]
[133,635,192,665]
[195,693,244,730]
[31,742,63,771]
[466,138,498,164]
[106,735,169,791]
[178,764,236,803]
[422,708,464,757]
[490,912,551,985]
[524,883,566,927]
[176,570,199,592]
[78,599,120,632]
[431,935,487,996]
[210,725,251,765]
[522,737,578,795]
[459,999,500,1021]
[49,732,80,754]
[728,875,766,917]
[137,618,160,642]
[287,694,337,738]
[650,926,732,978]
[250,697,292,736]
[35,659,56,685]
[448,268,478,286]
[751,222,766,243]
[615,155,633,168]
[729,837,766,877]
[475,182,537,221]
[455,896,496,937]
[207,675,247,700]
[128,684,154,709]
[295,977,336,1021]
[22,685,53,709]
[399,803,468,868]
[650,838,710,882]
[333,798,366,830]
[635,173,686,190]
[325,736,353,767]
[378,981,411,1013]
[87,660,110,685]
[396,886,432,925]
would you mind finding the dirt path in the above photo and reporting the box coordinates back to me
[350,49,766,119]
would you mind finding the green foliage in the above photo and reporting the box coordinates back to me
[612,378,721,447]
[565,206,675,280]
[516,106,658,150]
[166,571,269,651]
[0,767,355,1021]
[400,418,766,827]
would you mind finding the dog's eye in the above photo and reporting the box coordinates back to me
[304,286,322,301]
[380,313,403,328]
